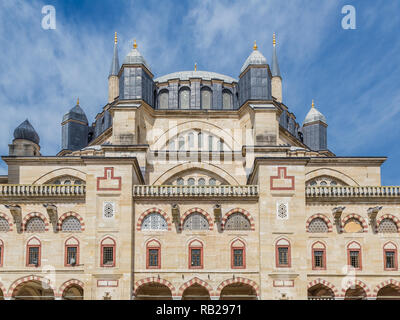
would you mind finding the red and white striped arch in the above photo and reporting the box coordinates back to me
[340,279,371,297]
[136,207,172,231]
[180,208,214,231]
[178,277,214,296]
[57,212,85,231]
[376,214,400,232]
[8,275,57,297]
[216,277,259,297]
[0,212,13,232]
[133,277,176,297]
[341,214,368,232]
[221,208,255,231]
[306,214,333,232]
[22,212,49,232]
[373,279,400,297]
[307,278,339,296]
[58,279,85,297]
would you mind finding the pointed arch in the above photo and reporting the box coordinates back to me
[306,214,333,232]
[133,277,176,296]
[8,275,56,297]
[307,278,339,296]
[23,212,49,232]
[376,214,400,232]
[178,277,214,296]
[340,279,371,297]
[0,212,13,232]
[216,277,259,297]
[221,208,255,231]
[58,212,85,232]
[58,279,84,297]
[180,208,213,230]
[137,207,171,231]
[373,279,400,297]
[342,214,368,232]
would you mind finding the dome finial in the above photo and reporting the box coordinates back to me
[77,97,80,105]
[312,99,315,108]
[253,40,258,51]
[194,62,197,71]
[133,39,137,49]
[114,32,117,44]
[273,33,276,47]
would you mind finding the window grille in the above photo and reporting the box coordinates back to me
[378,219,398,233]
[188,133,194,148]
[308,218,329,233]
[142,213,168,231]
[102,247,114,265]
[198,178,205,186]
[187,178,195,186]
[67,247,77,265]
[28,247,39,265]
[278,247,288,266]
[177,178,184,186]
[222,91,232,109]
[0,218,9,232]
[209,178,216,185]
[320,181,327,186]
[201,88,212,109]
[178,137,185,150]
[26,217,46,233]
[148,249,159,267]
[103,202,115,219]
[190,249,201,267]
[61,216,81,232]
[233,249,244,267]
[183,213,209,230]
[349,251,360,268]
[225,213,251,230]
[159,91,169,109]
[314,250,324,268]
[179,88,190,109]
[277,203,288,220]
[385,251,395,269]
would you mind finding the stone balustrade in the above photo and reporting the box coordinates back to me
[306,186,400,198]
[0,184,86,197]
[133,185,259,198]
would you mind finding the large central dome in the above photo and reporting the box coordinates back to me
[154,71,237,84]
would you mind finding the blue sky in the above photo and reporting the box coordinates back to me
[0,0,399,185]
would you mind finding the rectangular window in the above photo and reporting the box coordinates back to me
[349,250,360,269]
[28,246,40,267]
[148,248,160,268]
[385,250,396,270]
[190,248,202,268]
[66,246,78,266]
[313,250,324,269]
[278,247,289,266]
[102,247,114,266]
[233,249,244,268]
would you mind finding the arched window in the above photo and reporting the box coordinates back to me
[189,240,203,269]
[218,138,224,152]
[61,216,82,232]
[198,178,205,186]
[383,242,398,271]
[65,237,79,267]
[347,241,362,270]
[179,87,190,109]
[100,237,116,267]
[208,136,213,151]
[343,218,363,233]
[146,239,161,269]
[201,87,212,109]
[187,178,195,186]
[225,213,251,231]
[26,237,41,267]
[222,89,233,109]
[188,133,194,148]
[183,213,209,231]
[231,239,246,269]
[209,178,216,186]
[276,238,291,268]
[0,239,3,267]
[178,136,185,150]
[142,213,168,231]
[312,242,326,270]
[378,218,398,233]
[158,89,169,109]
[26,217,46,233]
[64,180,71,185]
[177,178,184,186]
[308,218,329,233]
[0,217,10,232]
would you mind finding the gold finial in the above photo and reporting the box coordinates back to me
[114,32,117,44]
[133,39,137,49]
[77,97,80,105]
[273,33,276,47]
[312,99,315,108]
[253,40,258,51]
[194,63,197,71]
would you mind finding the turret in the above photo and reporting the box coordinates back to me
[61,98,89,151]
[238,41,271,106]
[9,119,41,156]
[119,40,154,105]
[271,33,282,102]
[302,100,328,151]
[108,32,120,103]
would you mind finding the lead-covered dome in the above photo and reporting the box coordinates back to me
[304,101,327,125]
[123,40,151,72]
[62,100,88,124]
[240,42,267,73]
[13,119,40,144]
